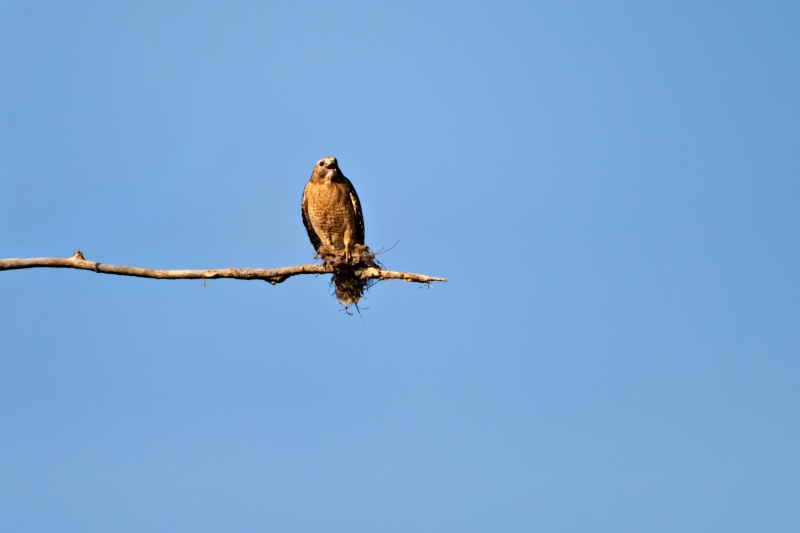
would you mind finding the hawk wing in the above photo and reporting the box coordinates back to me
[344,176,365,245]
[301,181,323,251]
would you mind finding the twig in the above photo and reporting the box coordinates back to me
[0,251,447,286]
[373,240,400,256]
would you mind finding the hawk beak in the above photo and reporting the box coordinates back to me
[326,158,337,170]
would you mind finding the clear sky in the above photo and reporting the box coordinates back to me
[1,1,798,531]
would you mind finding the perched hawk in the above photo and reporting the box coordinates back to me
[301,157,367,305]
[301,157,364,261]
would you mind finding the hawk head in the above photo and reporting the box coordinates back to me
[310,156,340,183]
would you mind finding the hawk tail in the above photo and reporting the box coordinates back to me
[333,271,365,307]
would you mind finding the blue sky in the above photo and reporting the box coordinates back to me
[1,1,799,531]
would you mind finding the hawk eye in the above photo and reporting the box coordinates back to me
[318,162,324,167]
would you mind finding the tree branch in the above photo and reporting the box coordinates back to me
[0,251,447,286]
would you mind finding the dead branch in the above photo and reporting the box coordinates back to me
[0,251,447,286]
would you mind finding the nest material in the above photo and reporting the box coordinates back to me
[315,244,378,307]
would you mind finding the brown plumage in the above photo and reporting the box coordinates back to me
[301,157,366,306]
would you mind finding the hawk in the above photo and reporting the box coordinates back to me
[301,157,366,305]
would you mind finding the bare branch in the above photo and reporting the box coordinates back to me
[0,251,447,286]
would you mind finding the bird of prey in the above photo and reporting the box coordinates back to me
[301,156,366,305]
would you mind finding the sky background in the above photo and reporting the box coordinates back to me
[1,1,799,531]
